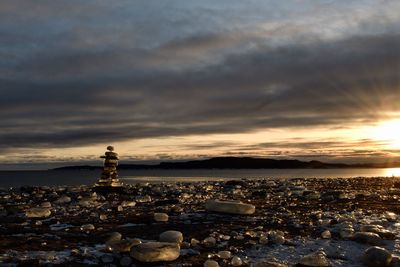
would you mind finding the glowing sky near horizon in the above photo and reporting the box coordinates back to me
[0,0,400,168]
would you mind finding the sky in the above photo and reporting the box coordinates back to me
[0,0,400,169]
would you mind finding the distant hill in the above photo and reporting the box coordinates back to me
[52,156,400,170]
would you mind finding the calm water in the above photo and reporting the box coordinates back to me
[0,168,400,188]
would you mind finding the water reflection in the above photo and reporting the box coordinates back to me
[384,168,400,177]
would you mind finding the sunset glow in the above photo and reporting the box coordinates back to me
[370,119,400,149]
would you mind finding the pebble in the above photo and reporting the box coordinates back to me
[204,259,220,267]
[131,242,180,262]
[217,250,232,259]
[25,207,51,218]
[231,256,243,266]
[362,246,392,267]
[321,230,331,239]
[298,251,330,267]
[203,237,217,247]
[154,212,169,222]
[80,224,95,231]
[205,199,255,215]
[54,195,71,204]
[159,230,183,243]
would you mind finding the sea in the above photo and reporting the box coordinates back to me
[0,168,400,188]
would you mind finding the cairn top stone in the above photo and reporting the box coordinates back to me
[107,145,114,151]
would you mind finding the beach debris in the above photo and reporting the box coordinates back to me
[130,242,180,262]
[362,246,392,267]
[205,199,255,215]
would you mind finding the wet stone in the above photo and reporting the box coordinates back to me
[154,212,169,222]
[204,259,220,267]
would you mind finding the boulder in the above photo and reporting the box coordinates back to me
[205,200,255,215]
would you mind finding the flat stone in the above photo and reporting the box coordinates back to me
[130,242,180,262]
[106,239,140,253]
[159,230,183,243]
[205,199,255,215]
[25,207,51,218]
[353,232,383,245]
[362,246,392,267]
[299,251,330,267]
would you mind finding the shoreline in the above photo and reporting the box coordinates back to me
[0,177,399,266]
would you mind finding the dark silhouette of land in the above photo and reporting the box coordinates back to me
[52,157,400,170]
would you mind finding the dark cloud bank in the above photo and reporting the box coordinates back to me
[0,1,399,162]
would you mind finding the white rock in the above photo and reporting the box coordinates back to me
[131,242,180,262]
[159,230,183,243]
[231,256,243,266]
[299,251,330,267]
[217,250,232,259]
[154,213,169,222]
[204,259,219,267]
[205,200,255,215]
[26,207,51,218]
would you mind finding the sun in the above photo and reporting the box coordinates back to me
[371,119,400,149]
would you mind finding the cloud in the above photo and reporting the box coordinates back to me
[0,1,399,164]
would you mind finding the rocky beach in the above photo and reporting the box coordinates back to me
[0,176,399,266]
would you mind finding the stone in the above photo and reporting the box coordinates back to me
[217,250,232,259]
[25,207,51,218]
[203,236,217,247]
[130,242,180,262]
[54,195,71,204]
[40,202,52,208]
[205,199,255,215]
[231,256,243,266]
[299,251,330,267]
[340,227,354,239]
[154,213,169,222]
[107,239,139,253]
[120,256,132,266]
[269,231,285,245]
[353,232,383,245]
[80,224,95,231]
[321,230,331,239]
[105,232,122,243]
[204,259,220,267]
[254,260,288,267]
[362,246,392,267]
[159,230,183,243]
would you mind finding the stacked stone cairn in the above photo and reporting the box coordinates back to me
[94,146,123,191]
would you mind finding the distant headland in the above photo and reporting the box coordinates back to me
[52,157,400,170]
